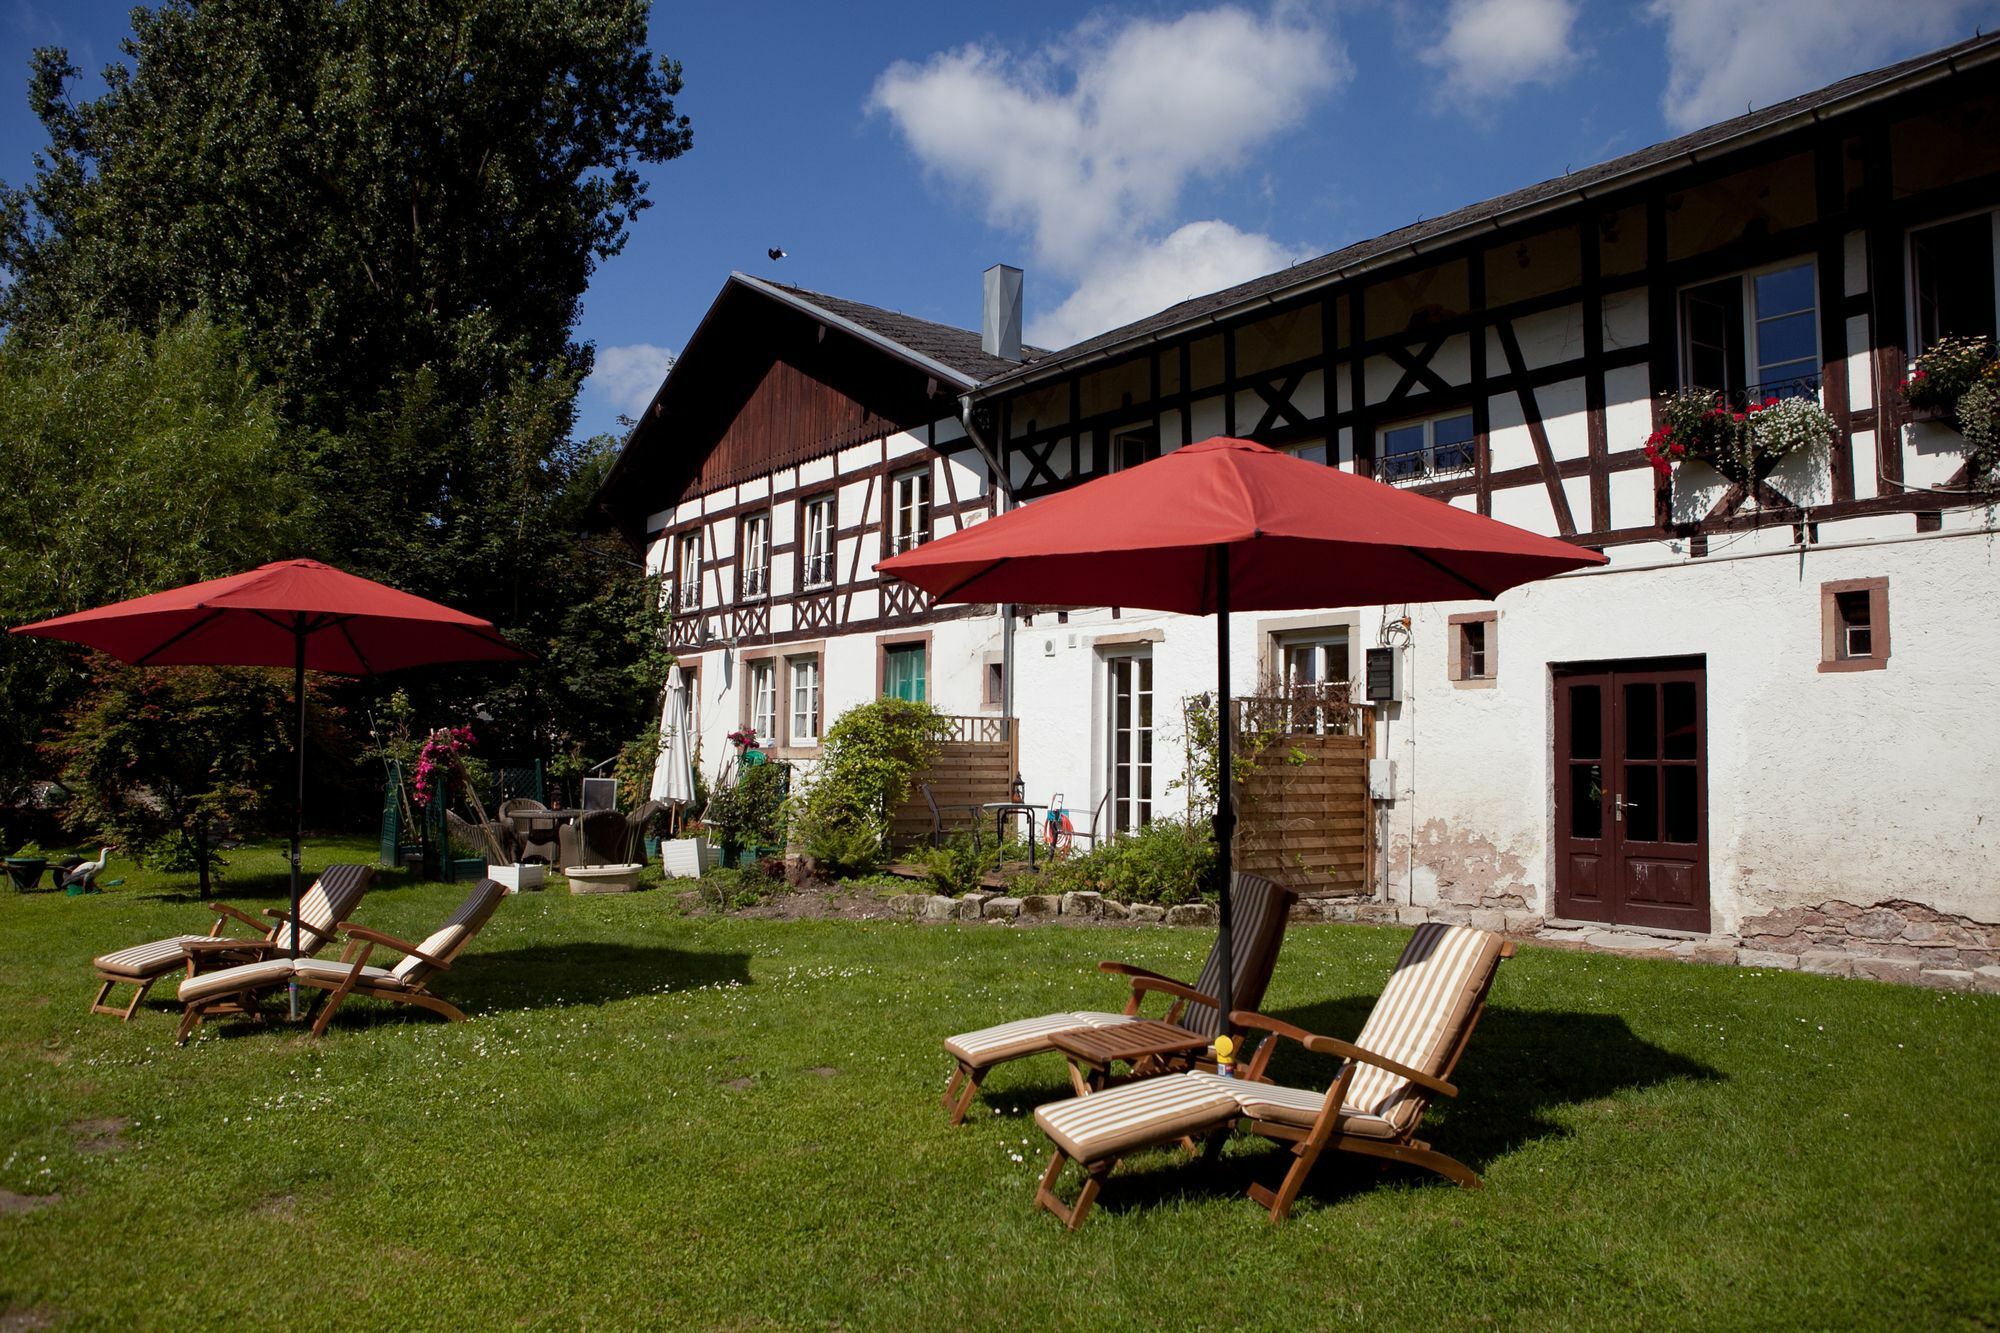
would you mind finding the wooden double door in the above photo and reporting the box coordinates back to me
[1552,659,1709,932]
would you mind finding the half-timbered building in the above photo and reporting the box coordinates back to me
[596,35,2000,969]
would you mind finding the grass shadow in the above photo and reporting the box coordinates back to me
[189,943,758,1038]
[1043,997,1724,1219]
[136,865,428,906]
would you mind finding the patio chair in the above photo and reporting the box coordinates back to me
[173,879,507,1044]
[940,872,1296,1125]
[625,799,670,861]
[919,782,983,850]
[559,808,631,868]
[87,864,375,1020]
[1030,922,1512,1229]
[501,798,562,865]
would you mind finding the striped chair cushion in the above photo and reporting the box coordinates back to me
[94,935,217,980]
[176,958,295,1004]
[1034,1071,1241,1162]
[945,1012,1140,1067]
[293,958,402,988]
[1231,1080,1399,1140]
[1182,872,1291,1039]
[392,880,506,985]
[289,864,373,952]
[1344,923,1504,1135]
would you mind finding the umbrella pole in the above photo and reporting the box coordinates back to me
[288,631,306,1020]
[1213,547,1235,1034]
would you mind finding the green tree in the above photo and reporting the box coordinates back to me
[0,0,692,793]
[46,663,335,895]
[0,314,305,834]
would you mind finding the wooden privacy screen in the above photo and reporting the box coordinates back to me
[890,716,1019,847]
[1233,709,1374,897]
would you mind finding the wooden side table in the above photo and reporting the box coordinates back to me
[1050,1019,1214,1095]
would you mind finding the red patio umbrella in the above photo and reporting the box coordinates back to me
[878,436,1605,1024]
[12,559,530,1011]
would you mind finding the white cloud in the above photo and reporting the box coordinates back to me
[1419,0,1580,102]
[587,343,677,420]
[1648,0,1995,132]
[1027,220,1314,348]
[870,5,1347,274]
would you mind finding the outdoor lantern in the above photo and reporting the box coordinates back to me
[1011,772,1025,803]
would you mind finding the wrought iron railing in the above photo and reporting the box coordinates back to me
[1687,372,1823,409]
[1373,442,1477,488]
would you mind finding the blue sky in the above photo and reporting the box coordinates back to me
[4,0,1997,442]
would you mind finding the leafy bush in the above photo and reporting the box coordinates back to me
[1040,818,1217,906]
[704,760,790,849]
[803,821,882,880]
[788,697,950,872]
[915,833,1000,896]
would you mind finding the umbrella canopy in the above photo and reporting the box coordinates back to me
[651,662,696,807]
[878,436,1604,1026]
[13,559,529,1013]
[12,558,526,673]
[876,436,1601,611]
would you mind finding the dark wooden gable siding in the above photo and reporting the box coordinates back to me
[693,357,902,496]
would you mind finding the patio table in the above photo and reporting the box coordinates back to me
[980,801,1047,868]
[1049,1019,1214,1095]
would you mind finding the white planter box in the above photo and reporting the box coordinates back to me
[488,863,547,894]
[660,838,713,879]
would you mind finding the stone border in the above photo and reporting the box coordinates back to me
[878,891,2000,994]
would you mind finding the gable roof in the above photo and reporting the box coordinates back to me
[746,277,1048,383]
[588,273,1017,542]
[974,29,2000,395]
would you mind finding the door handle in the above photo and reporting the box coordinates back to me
[1612,795,1632,822]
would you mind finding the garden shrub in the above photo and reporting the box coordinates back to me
[915,832,1001,896]
[703,759,789,850]
[788,697,950,872]
[1040,817,1216,906]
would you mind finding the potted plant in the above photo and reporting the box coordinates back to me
[1643,388,1835,485]
[5,843,48,892]
[706,760,789,869]
[1902,335,1999,483]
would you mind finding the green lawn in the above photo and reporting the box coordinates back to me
[2,838,1996,1328]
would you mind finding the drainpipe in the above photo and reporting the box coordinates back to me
[958,396,1015,720]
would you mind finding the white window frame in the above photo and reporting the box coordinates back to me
[1108,424,1161,472]
[1676,256,1822,401]
[1905,207,2000,356]
[788,654,821,745]
[1377,410,1476,486]
[1275,629,1350,733]
[740,511,770,600]
[891,468,931,554]
[748,659,777,743]
[802,495,835,588]
[674,531,702,612]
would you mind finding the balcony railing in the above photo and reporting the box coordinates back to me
[742,566,768,599]
[803,553,832,587]
[1688,372,1823,409]
[1373,442,1477,488]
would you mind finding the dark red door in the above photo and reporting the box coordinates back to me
[1553,661,1709,931]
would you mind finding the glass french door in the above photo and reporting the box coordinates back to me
[1553,660,1709,931]
[1107,654,1153,833]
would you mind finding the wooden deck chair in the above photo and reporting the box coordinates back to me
[87,864,374,1020]
[1031,922,1511,1229]
[173,879,506,1044]
[941,872,1297,1125]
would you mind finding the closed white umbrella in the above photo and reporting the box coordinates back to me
[651,662,696,807]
